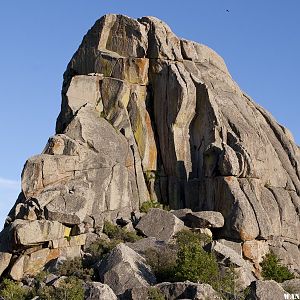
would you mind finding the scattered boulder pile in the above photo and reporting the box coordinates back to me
[0,13,299,299]
[0,207,298,299]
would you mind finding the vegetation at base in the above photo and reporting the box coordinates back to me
[140,199,170,213]
[57,257,94,280]
[140,199,163,213]
[145,245,177,282]
[147,287,165,300]
[174,230,220,288]
[260,252,295,283]
[145,229,251,299]
[86,237,122,265]
[35,276,84,300]
[0,276,84,300]
[0,278,29,300]
[103,220,141,242]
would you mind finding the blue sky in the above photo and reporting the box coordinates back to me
[0,1,299,227]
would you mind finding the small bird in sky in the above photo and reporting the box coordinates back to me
[226,9,230,12]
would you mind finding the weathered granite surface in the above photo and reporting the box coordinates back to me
[0,14,299,278]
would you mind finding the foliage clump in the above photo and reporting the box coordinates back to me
[140,199,170,213]
[260,252,294,283]
[174,230,220,288]
[145,229,245,298]
[147,287,165,300]
[86,237,121,265]
[103,220,141,242]
[0,278,29,300]
[145,245,177,282]
[0,276,84,300]
[57,257,93,280]
[36,276,84,300]
[140,199,163,213]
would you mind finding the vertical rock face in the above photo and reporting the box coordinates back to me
[1,14,300,277]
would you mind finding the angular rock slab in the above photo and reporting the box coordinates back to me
[184,211,224,228]
[85,282,117,300]
[136,208,185,242]
[281,279,300,294]
[207,241,250,269]
[0,252,12,277]
[97,243,156,296]
[156,281,223,300]
[12,220,66,246]
[126,237,168,257]
[246,280,287,300]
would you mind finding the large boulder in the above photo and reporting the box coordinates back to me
[206,241,251,269]
[184,211,225,228]
[135,208,185,242]
[1,13,300,278]
[97,243,156,296]
[281,279,300,294]
[126,237,168,257]
[156,281,223,300]
[246,280,287,300]
[85,282,117,300]
[0,252,12,277]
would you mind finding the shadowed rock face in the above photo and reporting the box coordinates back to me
[1,14,300,276]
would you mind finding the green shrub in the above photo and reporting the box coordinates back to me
[174,233,219,287]
[175,229,212,246]
[140,200,163,213]
[148,287,165,300]
[145,246,177,282]
[36,276,84,300]
[103,221,141,242]
[0,278,29,300]
[86,237,122,265]
[57,257,93,280]
[261,252,294,283]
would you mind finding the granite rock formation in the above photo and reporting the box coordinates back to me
[0,14,299,281]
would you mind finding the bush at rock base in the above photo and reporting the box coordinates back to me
[0,278,29,300]
[260,252,294,283]
[37,276,84,300]
[145,229,250,299]
[140,200,163,213]
[174,230,220,287]
[148,287,165,300]
[57,257,94,280]
[103,221,141,242]
[86,237,122,265]
[145,245,177,282]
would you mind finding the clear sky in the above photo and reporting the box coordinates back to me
[0,1,299,227]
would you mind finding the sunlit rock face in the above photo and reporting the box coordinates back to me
[1,14,299,278]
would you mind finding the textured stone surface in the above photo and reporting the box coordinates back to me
[12,220,66,246]
[97,243,156,296]
[217,239,242,256]
[207,241,251,269]
[0,252,12,277]
[1,13,300,278]
[156,281,223,300]
[184,211,224,228]
[281,279,300,294]
[126,237,167,257]
[247,280,287,300]
[136,208,185,242]
[242,240,269,271]
[85,282,117,300]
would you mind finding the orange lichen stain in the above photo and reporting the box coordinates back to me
[224,176,233,182]
[47,248,60,261]
[239,229,255,242]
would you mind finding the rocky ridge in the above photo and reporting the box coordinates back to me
[0,13,299,299]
